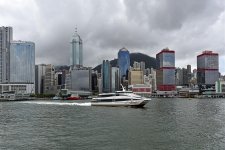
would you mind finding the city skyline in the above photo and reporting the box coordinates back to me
[0,0,224,74]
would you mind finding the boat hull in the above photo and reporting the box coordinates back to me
[66,97,80,100]
[91,99,150,107]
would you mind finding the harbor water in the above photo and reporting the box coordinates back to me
[1,98,225,150]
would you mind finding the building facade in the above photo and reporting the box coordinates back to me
[156,48,176,91]
[175,68,183,86]
[102,60,111,93]
[44,64,56,94]
[0,26,13,83]
[65,73,72,90]
[35,64,46,94]
[70,67,92,91]
[149,68,157,92]
[128,69,144,85]
[111,67,120,92]
[10,41,35,84]
[215,80,225,93]
[140,61,145,72]
[97,77,102,93]
[176,67,189,86]
[187,64,192,85]
[70,30,83,67]
[55,72,63,90]
[35,64,56,94]
[118,47,130,82]
[133,61,140,69]
[197,51,219,88]
[144,68,151,76]
[91,72,98,92]
[130,84,151,97]
[0,83,34,94]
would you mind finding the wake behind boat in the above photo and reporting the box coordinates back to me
[91,90,150,107]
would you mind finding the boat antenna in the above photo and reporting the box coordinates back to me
[121,84,125,91]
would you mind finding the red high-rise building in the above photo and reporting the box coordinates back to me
[197,50,219,87]
[156,48,176,91]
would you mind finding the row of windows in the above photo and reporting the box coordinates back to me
[11,86,26,91]
[156,53,175,68]
[197,56,218,69]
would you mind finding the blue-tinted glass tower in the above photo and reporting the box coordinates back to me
[118,47,130,81]
[70,29,83,68]
[102,60,111,93]
[10,41,35,83]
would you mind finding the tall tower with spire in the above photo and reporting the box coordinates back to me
[70,28,83,68]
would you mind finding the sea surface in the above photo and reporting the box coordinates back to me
[1,98,225,150]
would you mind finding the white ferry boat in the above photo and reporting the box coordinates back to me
[91,88,150,107]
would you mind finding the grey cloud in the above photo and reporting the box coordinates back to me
[0,0,224,73]
[124,0,220,30]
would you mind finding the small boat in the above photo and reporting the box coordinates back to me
[66,94,80,100]
[91,86,150,107]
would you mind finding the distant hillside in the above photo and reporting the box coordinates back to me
[93,52,156,73]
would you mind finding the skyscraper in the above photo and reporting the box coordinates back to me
[197,50,219,87]
[156,48,176,91]
[182,68,188,85]
[175,68,183,86]
[44,64,56,94]
[140,61,145,72]
[10,41,35,83]
[187,64,192,86]
[102,60,111,93]
[111,67,120,92]
[35,64,46,94]
[70,29,83,67]
[118,47,130,81]
[0,26,13,83]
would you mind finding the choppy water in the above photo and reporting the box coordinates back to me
[1,98,225,150]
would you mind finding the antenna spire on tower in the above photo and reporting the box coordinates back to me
[75,25,77,33]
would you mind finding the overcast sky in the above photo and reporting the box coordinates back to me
[0,0,224,74]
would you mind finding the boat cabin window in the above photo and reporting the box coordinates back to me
[98,93,115,97]
[97,99,113,102]
[116,91,133,94]
[114,99,131,101]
